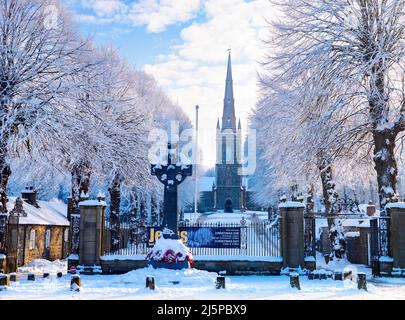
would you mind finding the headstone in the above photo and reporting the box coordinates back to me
[216,276,225,289]
[146,276,155,290]
[71,275,81,291]
[344,270,352,281]
[279,202,305,268]
[9,273,18,282]
[0,274,9,287]
[367,201,376,217]
[357,273,367,291]
[334,271,343,281]
[290,273,300,290]
[27,273,35,281]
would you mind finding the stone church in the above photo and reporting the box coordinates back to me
[198,53,252,213]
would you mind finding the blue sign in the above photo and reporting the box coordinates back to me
[147,227,240,248]
[186,227,240,248]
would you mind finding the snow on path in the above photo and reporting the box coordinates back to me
[1,267,405,300]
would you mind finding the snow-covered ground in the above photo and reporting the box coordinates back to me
[16,259,67,274]
[1,266,405,300]
[185,211,269,224]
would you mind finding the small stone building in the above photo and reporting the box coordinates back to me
[3,188,70,272]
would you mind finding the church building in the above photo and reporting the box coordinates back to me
[198,53,248,213]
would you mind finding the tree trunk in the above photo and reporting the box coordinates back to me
[305,184,314,215]
[365,47,398,211]
[0,138,11,213]
[140,198,146,224]
[108,173,121,252]
[128,187,138,245]
[372,129,397,210]
[70,160,91,254]
[319,161,346,260]
[71,160,91,214]
[368,63,398,210]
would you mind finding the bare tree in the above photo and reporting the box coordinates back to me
[266,0,405,209]
[0,0,92,211]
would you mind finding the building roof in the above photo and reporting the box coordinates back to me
[221,52,236,131]
[8,197,69,226]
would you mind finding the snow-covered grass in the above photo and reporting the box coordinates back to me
[1,266,405,300]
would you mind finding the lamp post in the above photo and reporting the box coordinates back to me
[194,105,199,221]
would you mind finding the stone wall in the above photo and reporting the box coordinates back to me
[19,225,68,266]
[100,258,284,275]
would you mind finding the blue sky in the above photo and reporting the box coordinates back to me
[63,0,278,167]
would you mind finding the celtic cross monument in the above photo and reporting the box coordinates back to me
[151,142,192,239]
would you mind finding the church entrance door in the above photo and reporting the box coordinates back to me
[224,198,233,213]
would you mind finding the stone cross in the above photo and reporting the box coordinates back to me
[151,143,192,238]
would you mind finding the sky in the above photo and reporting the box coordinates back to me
[63,0,278,168]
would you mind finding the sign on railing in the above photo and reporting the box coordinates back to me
[147,226,241,248]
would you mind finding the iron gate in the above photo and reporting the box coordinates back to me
[370,216,391,277]
[370,218,380,276]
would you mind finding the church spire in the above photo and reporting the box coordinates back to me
[222,51,236,131]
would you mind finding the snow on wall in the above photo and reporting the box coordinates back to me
[278,201,305,209]
[79,200,107,207]
[100,255,283,262]
[385,202,405,209]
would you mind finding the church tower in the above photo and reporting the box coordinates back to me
[214,52,245,212]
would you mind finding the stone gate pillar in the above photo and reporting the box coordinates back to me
[386,203,405,268]
[279,202,305,269]
[0,254,6,273]
[78,200,106,271]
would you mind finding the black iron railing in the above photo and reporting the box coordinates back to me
[304,216,316,258]
[103,218,281,257]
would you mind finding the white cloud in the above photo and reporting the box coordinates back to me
[129,0,202,33]
[79,0,128,17]
[144,0,278,167]
[72,0,202,32]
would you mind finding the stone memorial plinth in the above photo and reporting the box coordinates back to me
[279,202,305,269]
[78,200,106,269]
[386,203,405,269]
